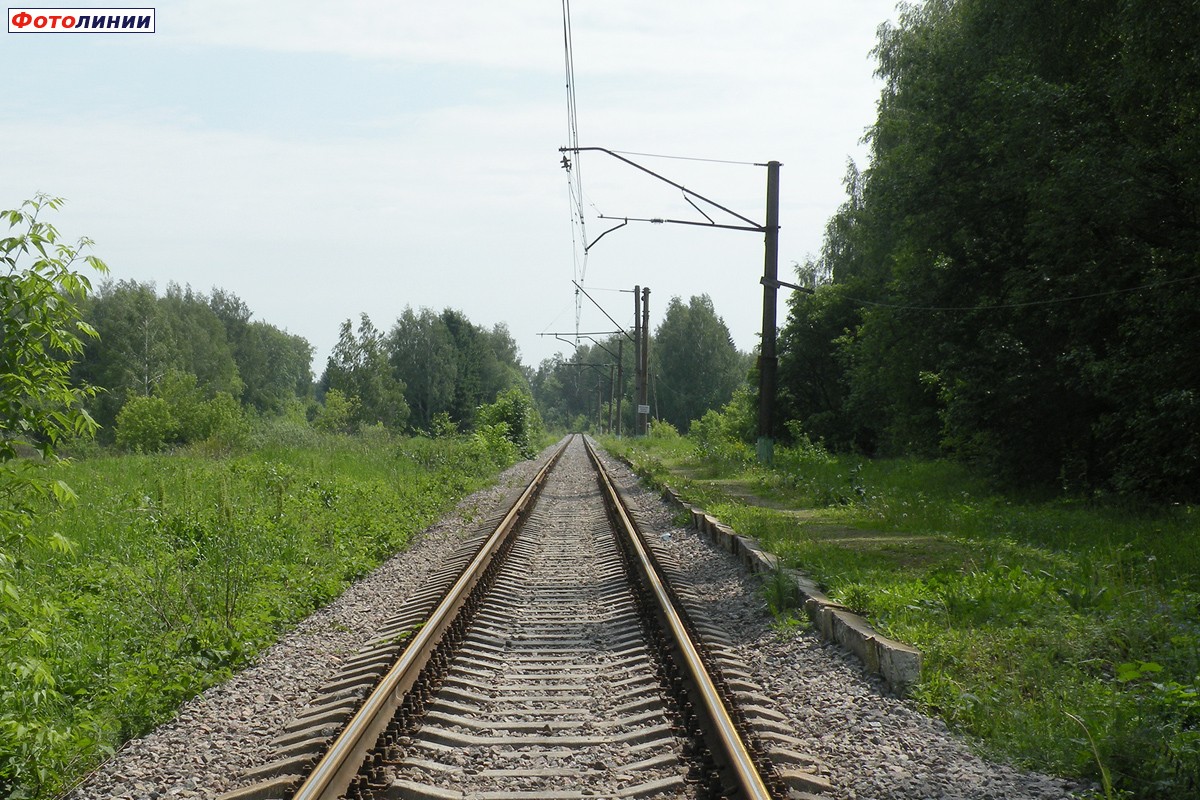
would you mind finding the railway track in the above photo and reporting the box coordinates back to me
[222,436,828,800]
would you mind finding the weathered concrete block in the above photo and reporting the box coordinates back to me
[876,635,922,693]
[742,547,779,575]
[828,608,880,673]
[636,479,923,696]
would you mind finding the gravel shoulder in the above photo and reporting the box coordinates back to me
[69,439,1086,800]
[67,449,550,800]
[592,443,1086,800]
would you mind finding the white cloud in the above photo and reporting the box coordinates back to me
[3,0,900,369]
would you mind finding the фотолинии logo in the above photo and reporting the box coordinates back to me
[8,7,155,32]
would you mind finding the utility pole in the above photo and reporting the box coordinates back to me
[615,337,623,437]
[596,379,603,432]
[558,147,780,450]
[607,363,615,433]
[756,161,782,465]
[633,286,642,436]
[639,286,650,436]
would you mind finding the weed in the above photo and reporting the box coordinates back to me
[2,429,514,798]
[608,431,1200,798]
[770,612,810,639]
[1066,712,1124,800]
[762,566,799,618]
[838,583,873,616]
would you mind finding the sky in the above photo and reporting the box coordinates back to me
[3,1,902,374]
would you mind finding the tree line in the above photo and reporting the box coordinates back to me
[63,280,532,448]
[531,293,750,435]
[74,281,313,440]
[776,0,1199,501]
[318,308,528,434]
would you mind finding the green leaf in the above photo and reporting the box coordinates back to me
[51,480,78,504]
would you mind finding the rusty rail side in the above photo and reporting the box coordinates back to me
[289,435,572,800]
[583,436,775,800]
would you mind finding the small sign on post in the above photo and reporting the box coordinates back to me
[637,404,650,415]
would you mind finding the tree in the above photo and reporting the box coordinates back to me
[777,0,1200,499]
[161,283,242,400]
[76,281,250,434]
[1,194,105,507]
[209,288,313,413]
[476,387,544,458]
[321,314,409,430]
[385,308,526,433]
[1,195,105,792]
[388,307,457,431]
[75,280,172,429]
[652,294,747,432]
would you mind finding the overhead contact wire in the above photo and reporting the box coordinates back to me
[562,0,588,343]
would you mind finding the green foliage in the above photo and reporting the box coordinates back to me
[75,282,313,438]
[476,388,544,459]
[382,307,525,433]
[313,388,357,434]
[688,387,759,472]
[207,289,313,414]
[429,412,457,439]
[0,195,106,798]
[113,396,176,452]
[614,432,1200,798]
[112,372,248,453]
[0,430,515,797]
[0,195,105,465]
[323,315,409,431]
[777,0,1200,500]
[647,420,681,440]
[652,294,749,433]
[389,307,458,431]
[469,423,520,467]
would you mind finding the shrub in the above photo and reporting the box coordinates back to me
[648,420,681,440]
[114,396,177,452]
[197,392,248,451]
[690,408,753,471]
[313,389,357,434]
[469,423,520,467]
[477,389,544,458]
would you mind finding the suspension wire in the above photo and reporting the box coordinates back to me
[609,148,760,166]
[562,0,588,346]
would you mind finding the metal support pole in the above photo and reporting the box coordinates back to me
[615,337,624,437]
[639,287,650,436]
[633,286,642,436]
[607,364,615,434]
[756,161,781,465]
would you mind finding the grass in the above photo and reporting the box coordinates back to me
[605,431,1200,800]
[0,426,519,799]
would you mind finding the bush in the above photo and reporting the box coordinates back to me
[429,411,457,438]
[114,396,177,452]
[196,392,248,452]
[648,420,681,440]
[469,423,520,468]
[313,389,357,434]
[690,408,753,472]
[477,389,544,458]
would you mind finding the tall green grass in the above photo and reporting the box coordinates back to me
[1,427,518,798]
[607,432,1200,799]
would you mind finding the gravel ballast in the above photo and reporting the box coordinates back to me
[593,445,1085,800]
[69,439,1085,800]
[67,453,547,800]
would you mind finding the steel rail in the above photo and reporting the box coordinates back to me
[289,436,572,800]
[583,436,774,800]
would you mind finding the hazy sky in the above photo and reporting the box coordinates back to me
[3,1,901,373]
